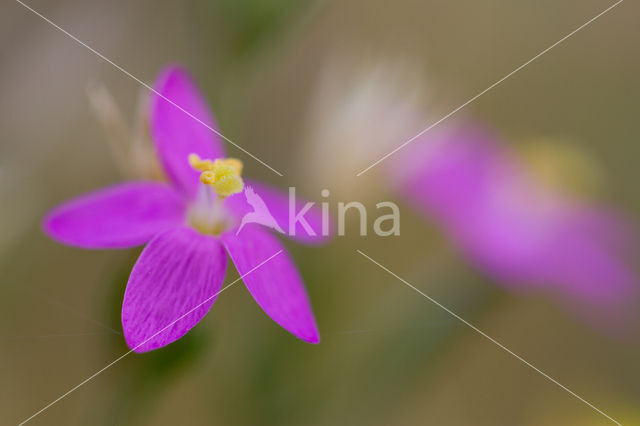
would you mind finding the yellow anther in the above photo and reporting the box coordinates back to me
[188,153,214,171]
[221,158,243,175]
[200,170,217,185]
[189,153,244,197]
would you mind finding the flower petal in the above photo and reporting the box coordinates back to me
[541,207,636,305]
[122,227,227,352]
[43,181,186,249]
[391,124,511,224]
[221,225,319,343]
[224,179,331,244]
[393,123,637,305]
[150,65,226,197]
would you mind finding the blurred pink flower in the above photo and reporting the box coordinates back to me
[392,123,637,308]
[43,65,324,352]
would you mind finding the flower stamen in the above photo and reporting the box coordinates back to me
[189,153,244,197]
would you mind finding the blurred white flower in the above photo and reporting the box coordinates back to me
[295,55,429,199]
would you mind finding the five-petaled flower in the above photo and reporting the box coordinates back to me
[43,65,327,352]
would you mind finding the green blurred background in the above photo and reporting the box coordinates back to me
[1,0,640,425]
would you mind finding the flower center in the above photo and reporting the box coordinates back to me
[188,153,244,197]
[187,154,244,235]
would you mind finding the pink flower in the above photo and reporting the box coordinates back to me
[43,65,325,352]
[392,123,637,308]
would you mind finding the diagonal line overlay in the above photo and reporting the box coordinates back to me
[14,0,284,176]
[356,250,622,425]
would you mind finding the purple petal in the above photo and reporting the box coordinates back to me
[225,179,331,244]
[43,181,186,249]
[221,225,319,343]
[392,125,538,283]
[393,123,637,305]
[542,207,636,305]
[150,65,226,198]
[122,227,227,352]
[391,124,513,225]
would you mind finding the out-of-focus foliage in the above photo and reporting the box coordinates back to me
[202,0,313,59]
